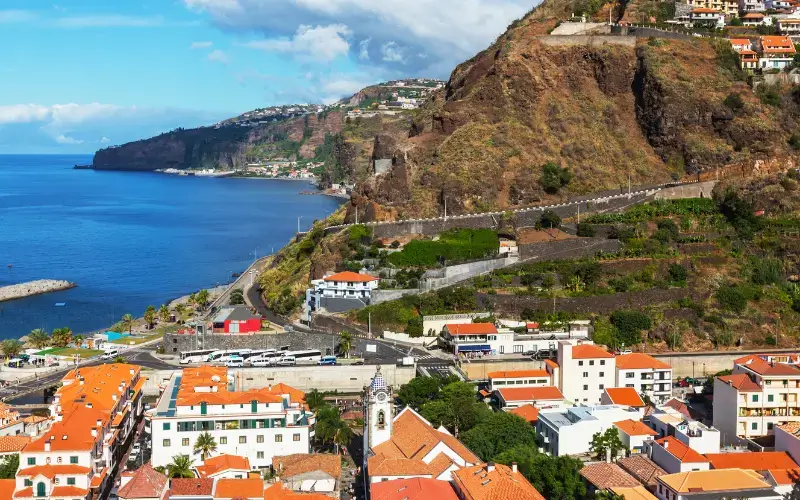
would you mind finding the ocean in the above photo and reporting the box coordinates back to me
[0,154,343,339]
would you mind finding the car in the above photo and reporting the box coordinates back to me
[617,349,632,355]
[225,356,244,368]
[677,379,691,387]
[353,359,365,365]
[128,451,139,462]
[276,356,296,367]
[131,443,141,453]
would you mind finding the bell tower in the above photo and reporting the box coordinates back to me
[367,366,392,449]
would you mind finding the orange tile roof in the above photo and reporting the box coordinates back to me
[170,478,214,497]
[177,367,304,406]
[21,415,48,424]
[778,422,800,436]
[761,36,797,53]
[196,454,252,478]
[487,370,550,379]
[765,468,800,485]
[718,374,761,392]
[323,271,378,282]
[743,11,765,17]
[17,464,91,478]
[117,464,168,499]
[262,481,330,500]
[618,455,666,489]
[57,363,141,414]
[497,386,565,403]
[90,467,108,489]
[12,487,32,499]
[452,463,545,500]
[213,478,264,499]
[508,405,540,423]
[604,388,645,407]
[0,480,14,500]
[658,468,770,493]
[692,7,720,12]
[580,463,641,489]
[0,435,30,453]
[371,477,459,500]
[272,453,340,480]
[544,359,559,370]
[445,323,498,335]
[609,486,657,500]
[615,419,658,437]
[571,344,614,359]
[705,451,798,470]
[656,437,709,464]
[427,453,456,478]
[734,355,800,376]
[615,353,671,370]
[23,405,108,452]
[368,454,433,477]
[729,38,752,45]
[49,486,89,497]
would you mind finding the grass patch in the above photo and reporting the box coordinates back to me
[109,333,163,345]
[388,229,499,267]
[37,348,105,358]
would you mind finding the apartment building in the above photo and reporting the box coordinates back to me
[757,35,797,69]
[148,367,314,469]
[305,271,379,320]
[687,0,739,15]
[615,353,673,404]
[778,18,800,41]
[555,341,616,405]
[643,437,710,474]
[713,354,800,444]
[439,323,564,356]
[655,469,779,500]
[739,0,766,11]
[537,405,643,456]
[649,406,721,454]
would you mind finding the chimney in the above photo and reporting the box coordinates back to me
[663,440,669,449]
[605,448,612,463]
[91,429,97,437]
[112,394,117,401]
[130,369,135,375]
[96,419,102,427]
[79,380,84,385]
[511,462,518,474]
[487,462,495,473]
[44,442,50,452]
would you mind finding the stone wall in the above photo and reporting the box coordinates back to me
[372,289,419,304]
[310,314,370,337]
[539,35,637,47]
[655,181,717,200]
[421,256,519,291]
[550,22,611,35]
[518,237,622,260]
[163,330,343,355]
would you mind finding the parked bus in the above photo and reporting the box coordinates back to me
[207,349,253,363]
[281,350,322,364]
[180,349,217,365]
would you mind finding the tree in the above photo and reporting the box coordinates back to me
[27,329,50,349]
[338,331,353,358]
[166,455,195,478]
[590,428,625,461]
[194,432,217,461]
[50,327,72,348]
[230,289,245,305]
[610,310,652,347]
[668,264,688,283]
[144,306,157,329]
[717,284,747,314]
[724,92,744,111]
[714,185,762,239]
[420,381,490,437]
[595,491,625,500]
[462,412,537,461]
[0,454,18,479]
[405,317,424,338]
[73,334,84,347]
[159,304,171,324]
[315,406,352,454]
[494,446,586,500]
[113,356,126,363]
[540,210,561,229]
[540,163,572,194]
[174,304,187,323]
[305,389,328,411]
[195,289,210,311]
[397,377,443,411]
[0,340,22,360]
[187,293,197,308]
[121,313,134,335]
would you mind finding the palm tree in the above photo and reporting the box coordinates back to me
[0,340,23,360]
[305,389,327,411]
[333,424,353,454]
[195,289,210,311]
[338,331,353,358]
[166,455,195,478]
[159,304,171,324]
[73,334,84,347]
[27,329,50,349]
[121,314,134,335]
[174,304,187,323]
[144,306,157,329]
[193,432,217,461]
[187,293,197,309]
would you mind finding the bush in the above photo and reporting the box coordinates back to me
[576,223,596,237]
[611,310,652,346]
[656,219,680,240]
[608,277,631,293]
[668,264,688,283]
[750,258,782,285]
[388,229,499,267]
[405,317,424,338]
[759,87,781,106]
[724,92,744,111]
[540,210,561,229]
[716,284,748,313]
[540,163,572,194]
[390,240,401,248]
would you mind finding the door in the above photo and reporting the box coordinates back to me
[499,346,504,354]
[36,482,46,497]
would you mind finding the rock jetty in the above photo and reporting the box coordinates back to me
[0,280,75,302]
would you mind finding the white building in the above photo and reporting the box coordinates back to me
[713,354,800,445]
[689,8,726,27]
[536,405,642,456]
[147,367,314,470]
[615,353,673,404]
[758,35,796,69]
[555,341,616,405]
[614,419,658,454]
[305,271,379,320]
[487,369,553,391]
[649,406,721,454]
[440,323,563,356]
[495,386,566,410]
[655,469,780,500]
[739,0,766,11]
[643,437,710,474]
[775,422,800,464]
[778,18,800,41]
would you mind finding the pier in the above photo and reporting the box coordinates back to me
[0,279,75,303]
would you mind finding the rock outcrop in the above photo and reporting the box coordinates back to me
[0,280,75,302]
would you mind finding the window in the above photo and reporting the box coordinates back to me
[57,457,62,463]
[599,384,605,390]
[589,361,595,366]
[67,478,75,486]
[276,435,283,442]
[220,437,227,445]
[24,480,31,487]
[239,436,247,444]
[626,372,634,378]
[751,422,758,430]
[583,385,588,390]
[27,458,35,466]
[600,360,605,365]
[583,372,588,377]
[768,394,774,402]
[626,384,635,388]
[201,402,208,415]
[163,439,171,447]
[252,400,258,413]
[599,372,604,377]
[70,456,78,464]
[293,434,301,441]
[257,435,264,443]
[768,422,775,430]
[578,361,584,366]
[257,451,264,459]
[182,438,189,446]
[163,423,170,431]
[766,380,772,385]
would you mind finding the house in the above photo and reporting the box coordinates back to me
[643,436,710,474]
[740,0,766,12]
[556,341,616,405]
[370,477,459,500]
[615,419,658,454]
[0,403,25,437]
[495,386,566,410]
[537,405,643,456]
[441,322,579,356]
[364,368,479,483]
[0,436,31,458]
[210,306,261,334]
[305,271,380,320]
[713,354,800,444]
[649,406,720,454]
[704,451,797,470]
[21,416,50,438]
[212,478,264,499]
[655,468,780,500]
[743,12,768,25]
[602,387,646,409]
[167,478,214,500]
[148,367,314,469]
[117,464,169,500]
[757,35,796,69]
[579,462,641,494]
[688,0,739,15]
[451,463,545,500]
[195,455,251,480]
[508,404,540,424]
[487,370,552,391]
[618,455,667,492]
[689,8,726,27]
[615,353,673,404]
[610,486,658,500]
[730,38,753,51]
[263,481,330,500]
[778,18,800,40]
[272,453,341,495]
[761,468,800,496]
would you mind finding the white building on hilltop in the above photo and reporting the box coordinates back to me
[305,271,380,321]
[147,367,314,470]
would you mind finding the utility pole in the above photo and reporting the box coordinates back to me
[368,312,372,339]
[297,216,302,234]
[444,196,448,221]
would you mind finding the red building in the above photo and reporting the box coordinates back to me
[211,306,262,334]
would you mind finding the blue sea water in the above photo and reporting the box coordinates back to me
[0,154,343,339]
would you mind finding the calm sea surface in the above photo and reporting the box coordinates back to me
[0,154,342,339]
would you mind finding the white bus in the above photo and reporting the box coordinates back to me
[180,349,217,364]
[280,350,322,364]
[248,351,282,365]
[207,349,253,363]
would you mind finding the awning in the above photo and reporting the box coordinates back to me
[458,345,492,352]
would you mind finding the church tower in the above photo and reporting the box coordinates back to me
[367,366,393,449]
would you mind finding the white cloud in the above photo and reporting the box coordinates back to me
[0,104,51,124]
[358,38,370,60]
[52,15,166,28]
[0,10,36,23]
[55,134,84,145]
[100,137,110,144]
[207,49,229,63]
[242,24,352,61]
[381,41,406,63]
[191,41,214,49]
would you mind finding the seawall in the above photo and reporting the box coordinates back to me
[0,280,75,303]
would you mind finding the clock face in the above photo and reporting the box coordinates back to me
[376,392,387,403]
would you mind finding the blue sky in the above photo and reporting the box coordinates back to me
[0,0,532,153]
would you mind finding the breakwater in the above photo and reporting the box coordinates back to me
[0,280,75,303]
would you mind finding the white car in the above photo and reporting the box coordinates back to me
[226,357,244,367]
[131,443,141,453]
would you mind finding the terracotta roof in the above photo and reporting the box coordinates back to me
[663,399,692,418]
[12,487,32,499]
[508,405,540,423]
[615,419,658,437]
[177,367,304,406]
[760,35,796,53]
[735,355,800,376]
[604,388,645,407]
[21,415,48,424]
[368,454,433,477]
[213,478,265,499]
[705,451,798,470]
[764,468,800,485]
[49,486,89,497]
[169,478,215,497]
[371,477,459,500]
[729,38,752,45]
[444,323,498,336]
[571,344,614,359]
[17,464,91,478]
[452,463,545,500]
[117,464,168,499]
[615,353,671,370]
[778,422,800,436]
[427,453,456,478]
[579,463,641,489]
[0,435,30,453]
[655,437,709,464]
[743,11,765,17]
[609,486,657,500]
[272,453,341,480]
[658,468,771,493]
[323,271,378,283]
[487,370,550,379]
[56,363,141,414]
[619,454,667,489]
[525,322,540,329]
[262,481,330,500]
[497,386,565,403]
[544,359,559,370]
[718,374,761,392]
[0,480,14,500]
[23,405,108,452]
[196,455,251,478]
[692,7,720,12]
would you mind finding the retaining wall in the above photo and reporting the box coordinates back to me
[372,289,419,304]
[422,257,519,291]
[539,35,637,47]
[163,330,343,355]
[518,237,622,260]
[655,181,717,200]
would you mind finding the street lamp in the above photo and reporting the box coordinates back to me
[297,216,303,233]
